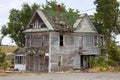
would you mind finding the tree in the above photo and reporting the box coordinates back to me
[94,0,120,42]
[1,3,40,47]
[0,51,6,64]
[42,0,79,14]
[1,0,79,47]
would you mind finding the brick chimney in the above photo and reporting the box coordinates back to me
[56,5,62,12]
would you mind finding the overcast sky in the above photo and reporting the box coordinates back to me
[0,0,120,45]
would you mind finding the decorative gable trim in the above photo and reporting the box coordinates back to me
[26,10,54,31]
[74,13,98,33]
[36,10,54,30]
[85,14,97,32]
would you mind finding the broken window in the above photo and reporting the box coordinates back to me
[41,23,46,28]
[94,35,98,46]
[100,36,104,46]
[60,34,63,46]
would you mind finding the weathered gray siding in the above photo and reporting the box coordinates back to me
[25,32,49,72]
[49,32,82,71]
[82,34,101,54]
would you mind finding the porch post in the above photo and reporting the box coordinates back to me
[48,32,52,72]
[78,47,82,70]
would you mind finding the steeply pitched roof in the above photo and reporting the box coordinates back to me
[42,10,80,30]
[74,13,98,33]
[25,10,98,33]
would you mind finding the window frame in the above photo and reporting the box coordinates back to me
[93,35,98,47]
[15,56,25,64]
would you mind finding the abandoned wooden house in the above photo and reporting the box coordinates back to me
[14,9,105,72]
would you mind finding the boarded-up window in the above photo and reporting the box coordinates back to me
[26,34,31,47]
[65,35,74,46]
[43,34,49,47]
[31,34,43,47]
[85,35,93,45]
[30,34,49,52]
[43,34,49,53]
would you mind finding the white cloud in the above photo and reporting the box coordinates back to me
[1,36,16,46]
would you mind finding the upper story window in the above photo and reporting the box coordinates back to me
[25,34,31,47]
[60,34,63,46]
[94,35,98,46]
[100,36,104,46]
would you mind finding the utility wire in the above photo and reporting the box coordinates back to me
[81,2,120,13]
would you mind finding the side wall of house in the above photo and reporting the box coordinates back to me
[49,32,82,71]
[49,32,103,71]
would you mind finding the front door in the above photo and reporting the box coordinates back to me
[81,55,89,69]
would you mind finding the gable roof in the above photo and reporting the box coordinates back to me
[25,10,98,33]
[26,10,54,31]
[14,48,25,55]
[74,13,98,33]
[42,10,80,30]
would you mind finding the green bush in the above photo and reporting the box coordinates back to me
[90,55,108,68]
[0,52,6,63]
[89,56,96,68]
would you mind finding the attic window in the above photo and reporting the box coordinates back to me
[41,23,46,28]
[60,34,63,46]
[33,20,39,29]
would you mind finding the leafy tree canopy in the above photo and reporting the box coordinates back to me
[1,3,40,47]
[94,0,120,42]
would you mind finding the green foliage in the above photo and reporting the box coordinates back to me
[89,56,96,68]
[105,41,120,61]
[99,41,120,67]
[0,62,12,71]
[1,3,40,47]
[94,0,120,42]
[0,52,6,63]
[44,10,79,31]
[42,0,66,12]
[90,55,108,68]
